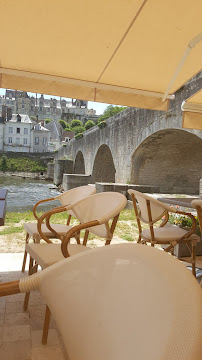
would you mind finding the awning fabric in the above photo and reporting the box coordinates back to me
[182,90,202,130]
[0,0,201,111]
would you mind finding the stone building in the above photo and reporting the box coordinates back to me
[0,90,96,123]
[32,123,50,153]
[0,114,50,153]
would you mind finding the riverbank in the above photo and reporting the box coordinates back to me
[0,171,51,180]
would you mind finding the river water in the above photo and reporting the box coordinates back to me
[0,175,60,212]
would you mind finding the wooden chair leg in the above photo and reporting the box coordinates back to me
[42,305,51,345]
[23,292,30,311]
[21,251,27,273]
[75,231,80,244]
[22,233,29,272]
[23,257,33,311]
[192,242,196,277]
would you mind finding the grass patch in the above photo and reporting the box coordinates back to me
[118,209,135,221]
[122,234,134,241]
[0,226,24,235]
[6,211,36,224]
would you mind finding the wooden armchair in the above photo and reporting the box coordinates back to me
[22,185,96,272]
[128,189,200,276]
[23,191,127,343]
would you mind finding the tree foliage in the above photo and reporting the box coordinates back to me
[0,156,46,173]
[45,118,52,124]
[0,154,8,172]
[72,125,85,135]
[58,119,67,129]
[70,119,83,128]
[97,105,127,123]
[30,116,36,122]
[85,120,95,130]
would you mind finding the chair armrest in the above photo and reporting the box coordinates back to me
[33,197,56,220]
[159,212,169,228]
[61,220,100,257]
[37,205,70,243]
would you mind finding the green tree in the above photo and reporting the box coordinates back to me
[0,154,8,172]
[45,118,52,124]
[30,116,36,122]
[70,119,83,128]
[72,125,85,135]
[85,120,95,130]
[64,123,71,131]
[98,105,127,123]
[58,119,67,129]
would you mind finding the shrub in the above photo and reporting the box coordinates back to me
[70,119,83,128]
[0,154,8,172]
[75,133,83,140]
[64,123,71,131]
[97,121,106,129]
[45,118,52,124]
[85,120,95,130]
[58,119,67,129]
[72,125,85,135]
[0,156,46,173]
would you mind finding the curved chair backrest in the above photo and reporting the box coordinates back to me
[69,192,127,238]
[57,185,96,217]
[128,189,172,223]
[35,244,201,360]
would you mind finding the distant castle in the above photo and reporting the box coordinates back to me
[0,90,97,123]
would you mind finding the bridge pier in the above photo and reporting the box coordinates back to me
[47,163,54,180]
[63,174,92,191]
[54,160,73,186]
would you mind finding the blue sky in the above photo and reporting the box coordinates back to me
[0,88,109,115]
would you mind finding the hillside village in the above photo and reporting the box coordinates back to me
[0,90,99,152]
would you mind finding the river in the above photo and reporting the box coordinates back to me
[0,175,60,212]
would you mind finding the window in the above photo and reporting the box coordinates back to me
[17,128,20,134]
[16,138,20,145]
[43,137,47,145]
[24,128,28,135]
[35,137,39,144]
[23,138,28,145]
[8,137,12,144]
[9,127,13,134]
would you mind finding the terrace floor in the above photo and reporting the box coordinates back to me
[0,253,68,360]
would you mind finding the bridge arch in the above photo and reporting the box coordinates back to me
[131,129,202,194]
[92,144,116,183]
[74,151,85,174]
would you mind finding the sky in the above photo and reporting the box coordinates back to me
[0,88,110,115]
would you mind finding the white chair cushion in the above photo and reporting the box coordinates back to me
[142,224,200,242]
[24,222,72,240]
[25,243,91,269]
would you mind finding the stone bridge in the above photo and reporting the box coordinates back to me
[54,74,202,194]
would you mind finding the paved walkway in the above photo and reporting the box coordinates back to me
[0,253,68,360]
